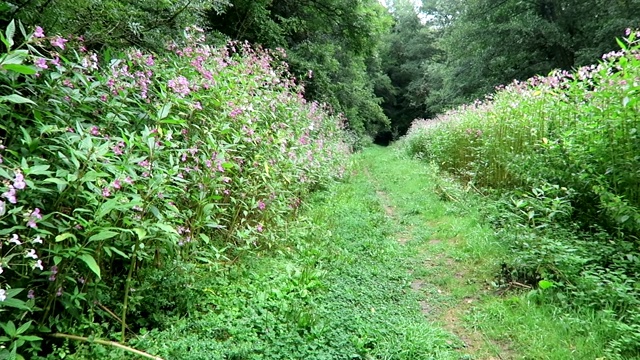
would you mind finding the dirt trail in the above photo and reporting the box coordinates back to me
[367,166,515,360]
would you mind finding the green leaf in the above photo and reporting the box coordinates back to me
[55,233,77,242]
[78,254,101,279]
[25,165,50,175]
[0,298,30,310]
[199,233,210,244]
[1,64,36,75]
[16,321,32,335]
[133,228,147,241]
[108,246,129,259]
[88,230,119,242]
[0,50,28,65]
[18,20,27,39]
[0,321,16,337]
[43,178,68,192]
[157,103,172,119]
[18,335,42,341]
[5,19,15,49]
[5,289,23,298]
[0,94,36,105]
[155,223,178,235]
[538,280,553,290]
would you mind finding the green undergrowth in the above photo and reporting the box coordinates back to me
[121,149,464,359]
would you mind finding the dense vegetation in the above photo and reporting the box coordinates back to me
[402,31,640,358]
[0,21,349,359]
[377,0,640,139]
[4,0,640,358]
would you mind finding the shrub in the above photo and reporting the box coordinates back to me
[0,20,349,359]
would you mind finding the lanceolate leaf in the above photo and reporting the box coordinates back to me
[2,64,37,75]
[0,94,36,105]
[78,254,101,279]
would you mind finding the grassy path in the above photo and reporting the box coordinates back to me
[130,146,602,359]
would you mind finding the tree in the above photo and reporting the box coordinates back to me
[378,0,441,138]
[205,0,392,137]
[1,0,230,50]
[420,0,640,110]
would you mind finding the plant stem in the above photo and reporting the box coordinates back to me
[50,333,164,360]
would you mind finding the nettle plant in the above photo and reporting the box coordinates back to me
[0,20,349,358]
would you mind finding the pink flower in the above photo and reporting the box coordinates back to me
[256,224,263,232]
[13,171,26,190]
[27,289,35,299]
[51,56,61,66]
[167,76,191,97]
[34,58,48,69]
[102,187,111,197]
[258,200,266,210]
[50,36,68,50]
[90,126,100,136]
[193,101,202,110]
[112,179,121,189]
[124,176,133,184]
[1,186,15,203]
[33,26,45,38]
[229,108,242,118]
[32,208,42,219]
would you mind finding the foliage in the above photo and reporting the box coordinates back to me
[0,20,349,358]
[401,30,640,357]
[377,0,440,139]
[0,0,230,51]
[204,0,392,138]
[413,0,640,114]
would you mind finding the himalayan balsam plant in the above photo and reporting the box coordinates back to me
[0,20,350,359]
